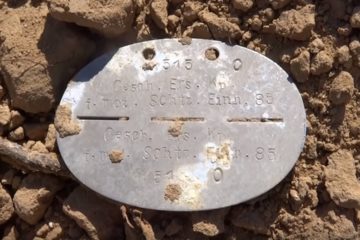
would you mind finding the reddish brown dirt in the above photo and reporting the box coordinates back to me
[1,0,360,239]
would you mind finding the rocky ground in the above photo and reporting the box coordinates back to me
[0,0,360,239]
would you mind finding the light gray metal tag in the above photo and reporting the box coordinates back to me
[57,39,306,211]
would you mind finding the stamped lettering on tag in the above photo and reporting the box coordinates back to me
[57,39,306,211]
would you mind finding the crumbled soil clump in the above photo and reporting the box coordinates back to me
[0,4,94,113]
[48,0,134,38]
[272,4,315,41]
[54,104,81,137]
[0,0,360,239]
[108,150,124,163]
[164,184,182,202]
[168,120,184,137]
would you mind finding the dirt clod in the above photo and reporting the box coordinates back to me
[8,110,24,130]
[150,0,168,30]
[325,150,360,209]
[54,104,81,138]
[164,184,182,202]
[205,48,219,61]
[193,221,219,236]
[0,4,94,113]
[13,173,63,225]
[109,150,124,163]
[198,10,241,40]
[178,36,192,45]
[273,4,315,41]
[328,71,354,105]
[0,184,14,225]
[337,45,351,66]
[192,209,228,237]
[350,7,360,28]
[31,141,49,153]
[45,124,57,151]
[232,0,254,12]
[290,50,310,82]
[142,62,157,71]
[0,104,11,126]
[8,126,24,141]
[310,50,334,75]
[49,0,135,38]
[309,38,325,54]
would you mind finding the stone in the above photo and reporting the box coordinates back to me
[13,173,63,225]
[48,0,134,38]
[349,119,360,136]
[54,104,81,138]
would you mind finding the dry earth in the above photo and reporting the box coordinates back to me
[0,0,360,239]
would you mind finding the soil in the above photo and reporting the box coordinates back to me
[109,150,124,164]
[168,120,184,137]
[0,0,360,239]
[54,104,81,138]
[164,184,183,202]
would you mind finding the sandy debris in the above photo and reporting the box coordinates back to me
[54,104,81,138]
[168,120,184,137]
[109,150,124,163]
[164,184,182,202]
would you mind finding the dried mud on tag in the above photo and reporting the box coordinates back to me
[0,0,360,239]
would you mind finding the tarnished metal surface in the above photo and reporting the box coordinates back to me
[57,39,306,211]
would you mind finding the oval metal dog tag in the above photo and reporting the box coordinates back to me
[57,39,306,211]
